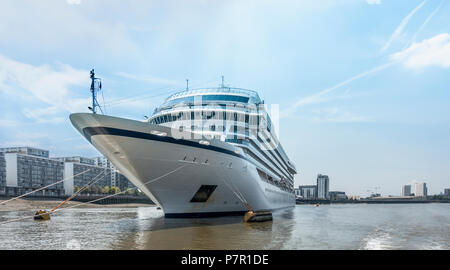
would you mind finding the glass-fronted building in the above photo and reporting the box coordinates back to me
[0,147,49,158]
[402,185,412,196]
[298,185,317,199]
[3,150,65,196]
[317,174,330,200]
[54,156,96,166]
[117,173,135,192]
[62,156,135,195]
[414,182,427,197]
[94,156,135,190]
[329,191,346,200]
[63,161,112,195]
[0,152,6,195]
[1,146,136,197]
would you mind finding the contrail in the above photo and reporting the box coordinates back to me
[409,0,444,46]
[380,0,427,53]
[281,62,396,118]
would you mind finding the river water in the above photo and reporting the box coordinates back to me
[0,204,448,250]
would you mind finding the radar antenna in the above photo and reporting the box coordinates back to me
[89,69,103,114]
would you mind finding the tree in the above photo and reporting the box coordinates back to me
[91,186,100,195]
[110,186,120,194]
[102,186,110,194]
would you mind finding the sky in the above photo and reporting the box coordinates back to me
[1,0,449,197]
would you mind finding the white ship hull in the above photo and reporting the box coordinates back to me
[70,113,295,217]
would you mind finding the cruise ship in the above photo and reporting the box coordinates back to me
[70,80,297,217]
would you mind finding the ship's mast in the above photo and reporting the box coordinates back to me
[89,69,103,114]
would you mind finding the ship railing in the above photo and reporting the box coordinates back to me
[165,87,261,102]
[153,102,264,115]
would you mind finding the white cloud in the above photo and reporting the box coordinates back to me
[66,0,81,5]
[390,33,450,70]
[380,0,427,53]
[22,106,66,124]
[366,0,381,5]
[311,107,371,123]
[0,131,49,149]
[0,140,43,149]
[0,54,91,121]
[115,72,181,87]
[0,1,138,56]
[0,119,20,128]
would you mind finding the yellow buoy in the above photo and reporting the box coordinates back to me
[34,210,50,220]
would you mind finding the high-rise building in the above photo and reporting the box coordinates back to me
[61,155,135,195]
[317,174,330,199]
[53,156,96,166]
[402,185,412,196]
[444,188,450,197]
[94,156,135,190]
[0,147,49,158]
[2,147,65,196]
[0,146,136,197]
[94,156,117,187]
[94,156,113,168]
[298,185,317,199]
[0,152,6,195]
[414,182,427,197]
[61,157,112,196]
[117,173,135,192]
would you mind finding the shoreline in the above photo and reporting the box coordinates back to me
[0,198,155,212]
[296,199,450,205]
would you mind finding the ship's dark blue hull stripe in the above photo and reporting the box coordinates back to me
[82,126,243,159]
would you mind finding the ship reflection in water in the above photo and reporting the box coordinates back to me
[0,204,449,250]
[114,207,291,250]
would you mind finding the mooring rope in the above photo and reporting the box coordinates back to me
[0,169,91,206]
[49,169,111,213]
[53,164,186,210]
[216,164,252,211]
[69,169,110,198]
[0,164,186,225]
[0,169,108,224]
